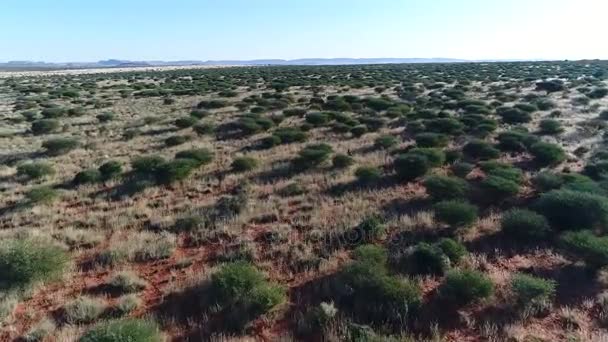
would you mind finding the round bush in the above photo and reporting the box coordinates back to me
[231,156,258,172]
[559,230,608,268]
[17,162,55,180]
[408,148,445,167]
[0,239,68,289]
[174,116,198,129]
[74,169,102,185]
[350,125,368,137]
[423,175,469,200]
[26,186,58,204]
[193,122,215,136]
[539,119,563,135]
[98,161,122,180]
[374,134,398,149]
[305,112,330,126]
[42,138,79,156]
[433,200,478,227]
[131,155,166,175]
[511,273,556,306]
[463,140,499,160]
[394,154,429,181]
[501,209,551,240]
[154,159,198,184]
[332,154,354,169]
[96,112,115,123]
[79,319,162,342]
[415,132,448,147]
[530,142,566,166]
[439,269,494,305]
[535,190,608,231]
[481,175,520,199]
[407,243,449,275]
[164,135,190,147]
[532,172,563,192]
[175,148,214,166]
[355,166,382,185]
[293,144,333,171]
[273,127,307,144]
[436,238,468,264]
[31,119,60,135]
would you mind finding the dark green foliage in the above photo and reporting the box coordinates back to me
[436,238,467,264]
[350,125,368,137]
[278,183,306,197]
[497,107,532,124]
[439,269,494,305]
[190,110,208,119]
[17,162,55,180]
[374,134,398,149]
[155,158,199,184]
[463,140,499,160]
[293,144,333,171]
[407,243,449,275]
[98,160,122,180]
[74,169,102,185]
[260,135,282,148]
[433,200,478,227]
[511,273,556,306]
[25,186,58,204]
[40,107,65,118]
[42,138,79,156]
[539,119,563,135]
[174,116,198,129]
[96,112,115,122]
[164,135,191,147]
[355,166,382,185]
[423,175,469,200]
[305,112,330,126]
[197,100,228,109]
[560,230,608,268]
[31,119,60,135]
[530,142,566,166]
[588,87,608,99]
[394,154,429,181]
[79,319,162,342]
[0,239,68,289]
[481,175,520,199]
[193,122,215,136]
[352,244,387,265]
[501,209,551,240]
[355,215,386,243]
[273,127,307,143]
[408,148,445,167]
[496,131,538,152]
[332,154,354,169]
[175,148,214,166]
[536,80,564,93]
[131,155,166,175]
[535,190,608,231]
[479,161,522,183]
[452,162,474,178]
[533,172,564,192]
[231,156,258,172]
[415,132,448,147]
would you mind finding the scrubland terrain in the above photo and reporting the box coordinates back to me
[1,61,608,341]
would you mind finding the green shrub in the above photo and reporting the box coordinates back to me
[374,135,398,149]
[530,142,566,166]
[533,172,563,192]
[305,112,330,126]
[539,119,563,135]
[231,156,258,172]
[114,295,141,316]
[497,107,532,124]
[436,238,468,264]
[479,161,523,183]
[154,159,198,184]
[26,186,58,204]
[190,110,208,119]
[64,296,106,324]
[278,183,306,197]
[79,319,162,342]
[350,125,368,137]
[42,138,79,156]
[164,135,191,147]
[496,131,537,152]
[96,112,115,123]
[481,175,520,199]
[293,144,333,171]
[273,127,307,143]
[452,162,474,178]
[560,230,608,268]
[501,209,551,240]
[534,190,608,231]
[193,122,215,136]
[415,132,448,147]
[355,215,386,243]
[31,119,60,135]
[211,262,286,327]
[174,116,198,129]
[73,169,102,185]
[17,162,55,180]
[0,239,68,289]
[175,148,214,166]
[408,148,446,167]
[108,272,147,294]
[439,269,494,305]
[394,154,429,181]
[423,175,469,200]
[407,243,449,275]
[463,140,499,160]
[355,166,382,185]
[332,154,354,169]
[98,161,122,181]
[433,200,478,227]
[511,273,556,306]
[131,155,166,175]
[41,107,65,118]
[352,244,387,265]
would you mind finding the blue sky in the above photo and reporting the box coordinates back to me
[1,0,606,62]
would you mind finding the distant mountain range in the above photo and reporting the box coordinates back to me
[0,58,474,70]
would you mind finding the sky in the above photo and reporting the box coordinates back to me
[1,0,607,62]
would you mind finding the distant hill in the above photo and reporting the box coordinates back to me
[0,58,474,71]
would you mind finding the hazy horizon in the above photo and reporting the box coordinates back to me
[2,0,607,62]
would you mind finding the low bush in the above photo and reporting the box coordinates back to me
[560,230,608,268]
[96,112,115,123]
[31,119,59,135]
[164,135,191,147]
[423,175,469,200]
[17,162,55,180]
[439,269,494,305]
[231,156,258,172]
[534,190,608,231]
[64,296,106,324]
[193,122,215,136]
[530,142,566,166]
[407,243,449,275]
[0,239,68,289]
[73,169,102,185]
[131,155,166,175]
[293,144,333,171]
[374,134,398,149]
[497,107,532,124]
[305,112,330,126]
[79,319,162,342]
[98,160,122,181]
[354,215,386,243]
[415,132,449,147]
[452,162,474,178]
[436,238,468,264]
[154,158,198,184]
[501,209,551,240]
[433,200,478,227]
[114,294,141,316]
[511,273,556,307]
[463,140,499,160]
[350,125,368,137]
[175,148,214,166]
[481,175,520,199]
[533,172,563,192]
[108,272,147,294]
[355,166,382,185]
[25,186,58,204]
[42,138,79,156]
[174,116,198,129]
[408,148,445,167]
[394,154,429,181]
[273,127,307,143]
[539,119,563,135]
[278,183,306,197]
[332,154,354,169]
